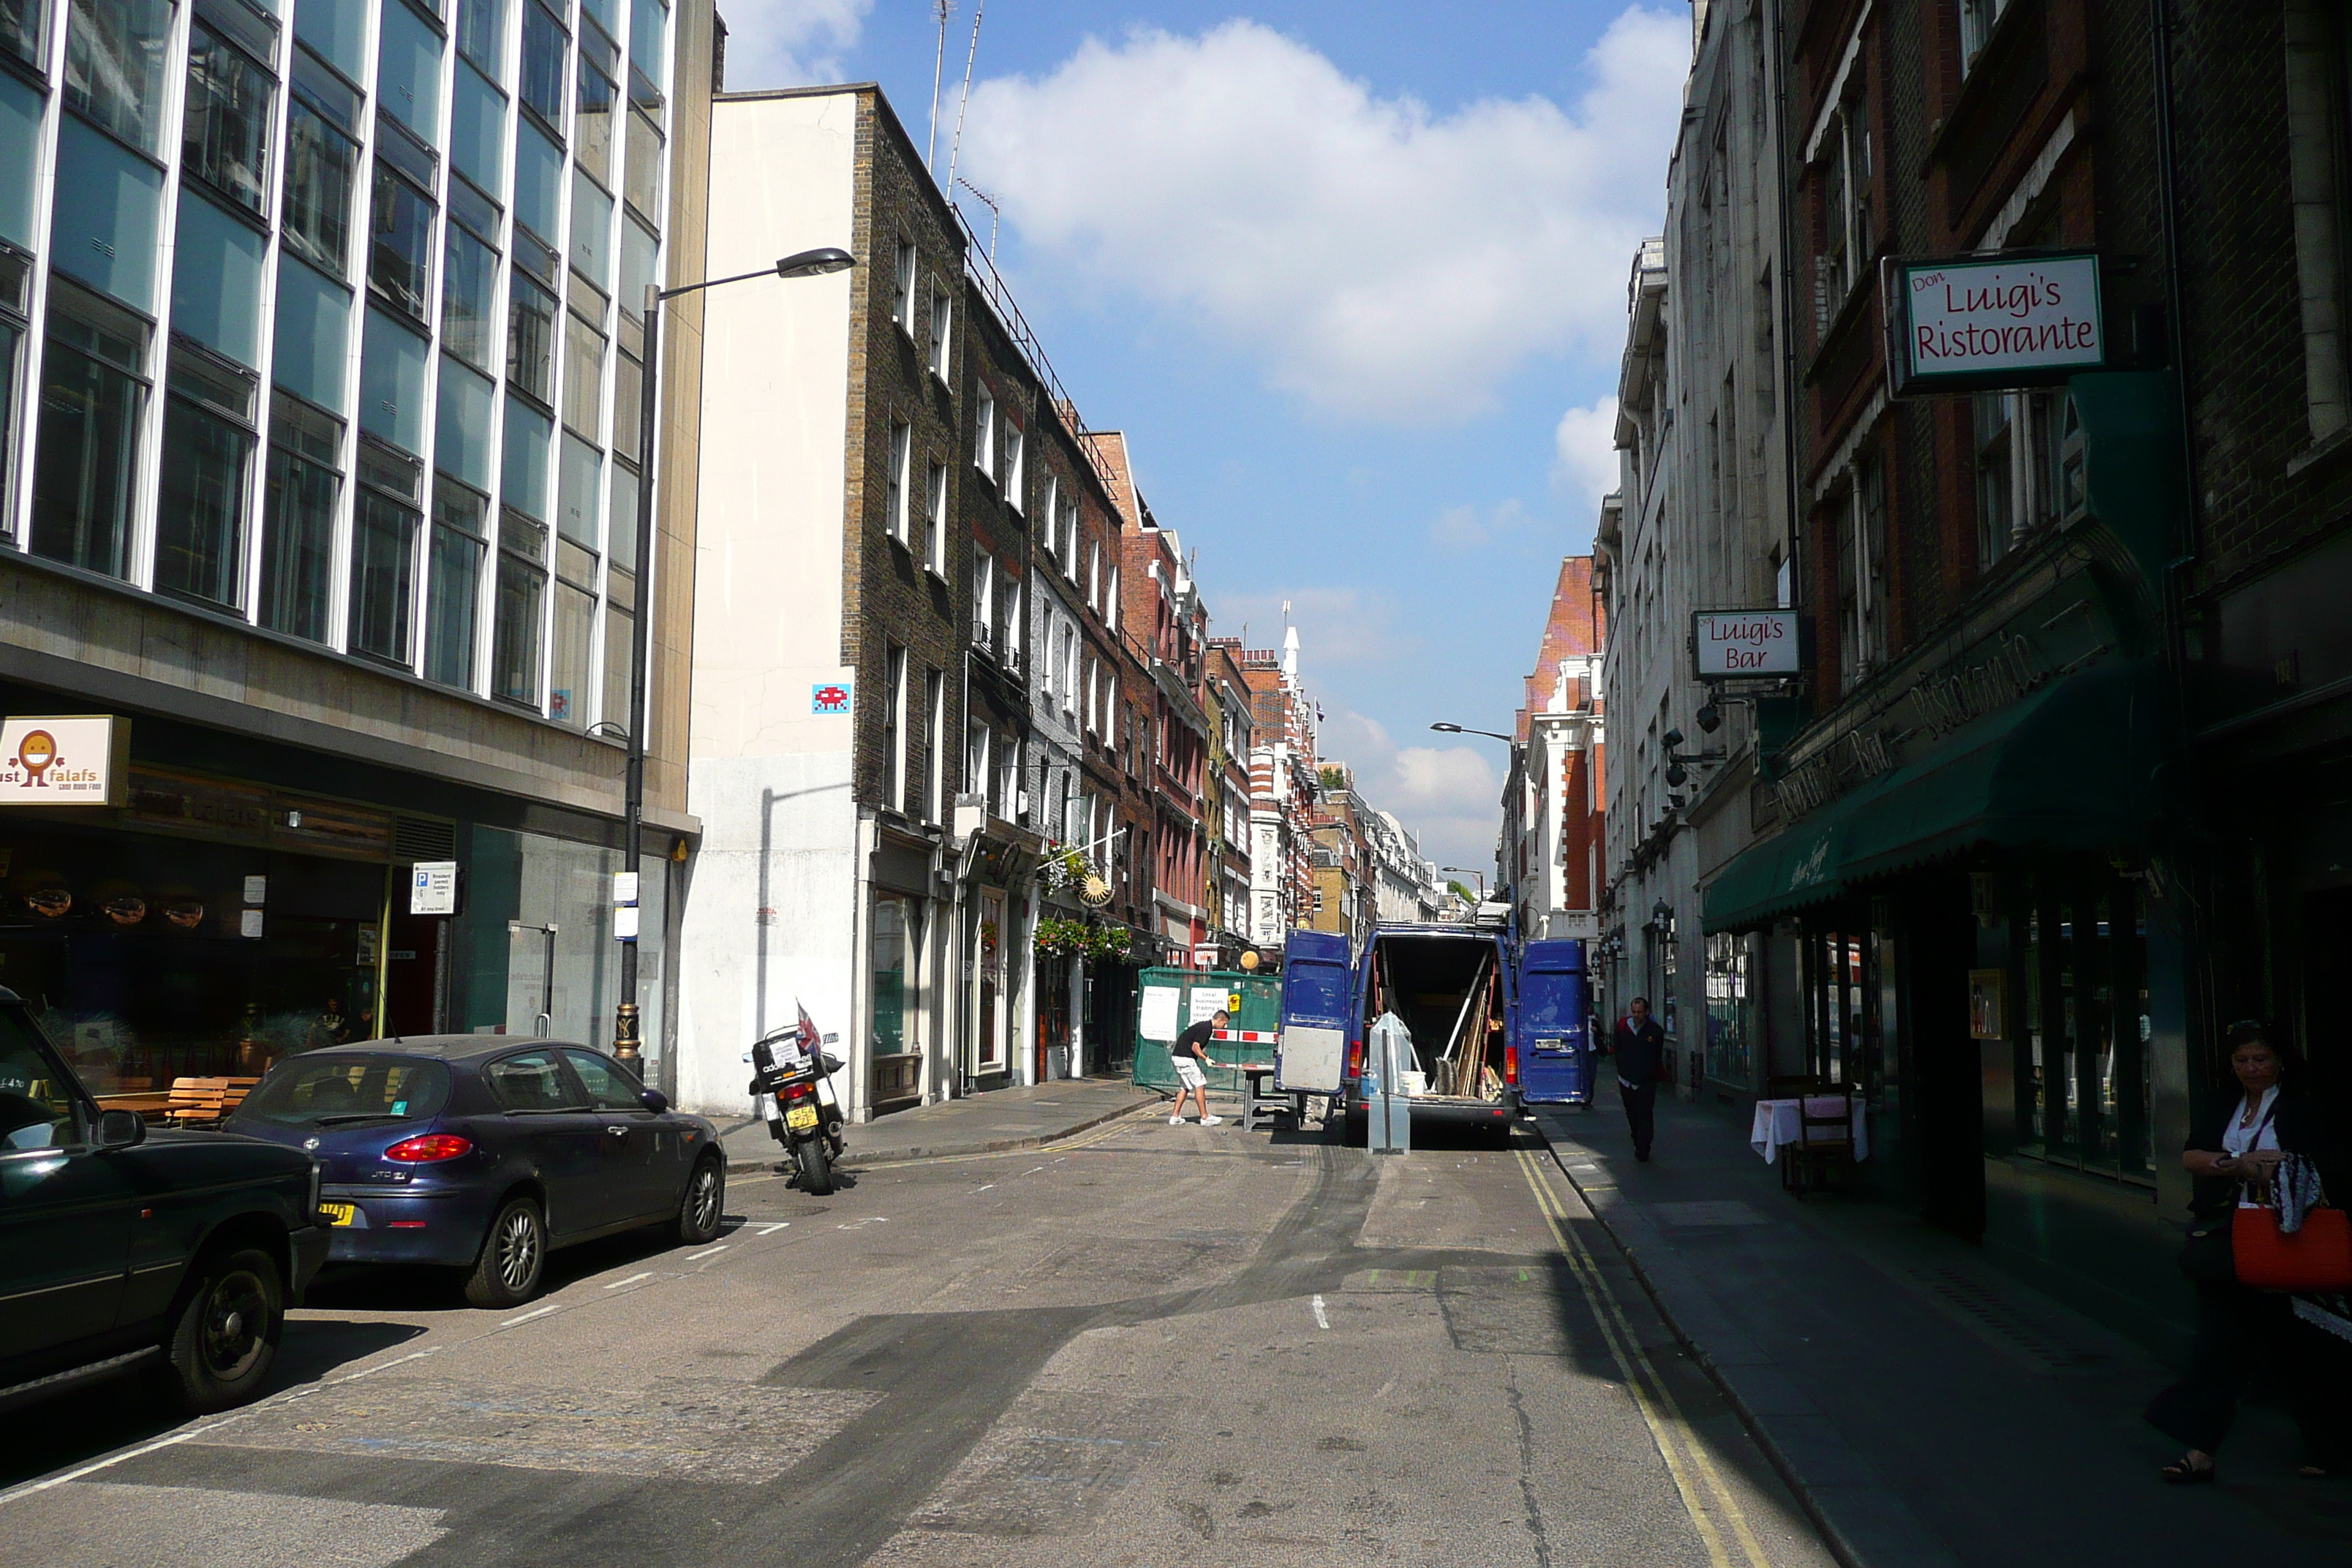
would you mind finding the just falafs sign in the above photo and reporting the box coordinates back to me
[1882,251,2105,396]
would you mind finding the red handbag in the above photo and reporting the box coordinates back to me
[2232,1205,2352,1293]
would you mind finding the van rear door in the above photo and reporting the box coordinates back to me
[1515,940,1591,1104]
[1275,932,1351,1094]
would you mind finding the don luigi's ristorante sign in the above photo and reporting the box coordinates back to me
[0,715,129,807]
[1883,251,2104,395]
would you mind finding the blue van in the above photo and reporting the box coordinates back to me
[1514,940,1594,1107]
[1277,922,1525,1146]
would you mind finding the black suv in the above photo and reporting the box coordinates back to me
[0,990,330,1414]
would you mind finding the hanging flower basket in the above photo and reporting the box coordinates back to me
[1038,842,1098,894]
[1080,924,1131,962]
[1034,916,1089,955]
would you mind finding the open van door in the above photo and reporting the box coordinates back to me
[1516,940,1592,1105]
[1275,932,1351,1094]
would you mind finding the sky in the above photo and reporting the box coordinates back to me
[717,1,1690,872]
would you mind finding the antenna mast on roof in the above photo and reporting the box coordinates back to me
[945,0,984,205]
[958,178,1000,260]
[927,0,953,172]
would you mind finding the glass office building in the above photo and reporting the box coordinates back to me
[0,0,674,722]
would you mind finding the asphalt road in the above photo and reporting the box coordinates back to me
[1,1112,1837,1568]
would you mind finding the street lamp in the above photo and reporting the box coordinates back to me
[612,246,856,1067]
[1430,721,1520,747]
[1442,866,1488,899]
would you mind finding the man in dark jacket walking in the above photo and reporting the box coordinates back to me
[1613,997,1667,1161]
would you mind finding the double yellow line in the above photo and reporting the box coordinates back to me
[1513,1146,1773,1568]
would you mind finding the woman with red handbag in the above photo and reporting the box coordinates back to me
[2146,1022,2347,1484]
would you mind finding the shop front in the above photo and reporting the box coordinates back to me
[0,689,671,1096]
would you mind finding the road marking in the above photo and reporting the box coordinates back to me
[972,1184,995,1193]
[1514,1147,1772,1568]
[685,1243,729,1261]
[500,1303,564,1327]
[604,1272,652,1290]
[755,1222,791,1235]
[1311,1294,1330,1330]
[1021,1166,1047,1176]
[331,1348,440,1383]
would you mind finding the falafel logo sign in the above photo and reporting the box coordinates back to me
[0,715,129,806]
[1889,252,2104,393]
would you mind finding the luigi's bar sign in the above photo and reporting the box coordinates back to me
[1885,251,2104,395]
[0,715,129,806]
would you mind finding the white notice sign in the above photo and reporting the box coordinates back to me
[1139,985,1180,1042]
[410,861,459,916]
[1693,611,1801,678]
[1188,990,1227,1026]
[1895,252,2103,389]
[0,715,127,806]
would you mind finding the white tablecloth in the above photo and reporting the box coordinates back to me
[1751,1096,1869,1164]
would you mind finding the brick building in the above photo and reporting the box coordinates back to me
[1504,554,1607,962]
[1202,640,1256,959]
[1240,627,1320,952]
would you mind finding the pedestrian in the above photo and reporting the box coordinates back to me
[1613,997,1667,1161]
[1169,1009,1226,1127]
[2146,1021,2347,1483]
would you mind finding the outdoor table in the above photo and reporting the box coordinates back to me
[1750,1095,1869,1164]
[1235,1062,1299,1132]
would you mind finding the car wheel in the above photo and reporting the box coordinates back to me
[164,1245,284,1414]
[464,1195,547,1309]
[674,1155,725,1245]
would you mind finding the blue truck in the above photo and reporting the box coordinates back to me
[1273,924,1591,1146]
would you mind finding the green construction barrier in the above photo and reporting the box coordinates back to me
[1131,967,1284,1093]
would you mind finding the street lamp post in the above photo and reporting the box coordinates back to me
[1441,866,1487,900]
[611,246,856,1066]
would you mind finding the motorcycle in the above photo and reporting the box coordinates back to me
[747,1008,847,1194]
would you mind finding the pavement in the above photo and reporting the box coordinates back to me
[719,1074,1164,1169]
[1530,1074,2352,1568]
[1,1107,1836,1567]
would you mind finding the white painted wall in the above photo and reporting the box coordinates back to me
[678,91,862,1115]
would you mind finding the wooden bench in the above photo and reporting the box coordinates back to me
[165,1077,262,1126]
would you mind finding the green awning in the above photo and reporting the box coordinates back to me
[1703,659,2165,931]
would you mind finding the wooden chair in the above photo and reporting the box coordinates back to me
[1784,1090,1858,1196]
[165,1077,235,1126]
[222,1077,261,1116]
[1765,1074,1825,1099]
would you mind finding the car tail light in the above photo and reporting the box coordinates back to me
[383,1134,473,1162]
[1346,1039,1363,1077]
[388,1220,428,1229]
[1504,1046,1519,1085]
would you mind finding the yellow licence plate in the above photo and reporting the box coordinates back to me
[785,1105,819,1131]
[320,1202,357,1227]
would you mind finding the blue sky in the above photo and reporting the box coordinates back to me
[720,1,1688,867]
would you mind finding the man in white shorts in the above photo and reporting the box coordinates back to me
[1169,1009,1226,1126]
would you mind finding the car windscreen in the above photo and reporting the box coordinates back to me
[236,1055,453,1128]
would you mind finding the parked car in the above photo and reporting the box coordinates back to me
[224,1037,725,1308]
[0,989,331,1415]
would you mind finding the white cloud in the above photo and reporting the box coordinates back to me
[1552,397,1621,521]
[1430,497,1529,549]
[1317,711,1502,872]
[718,0,871,89]
[965,10,1688,422]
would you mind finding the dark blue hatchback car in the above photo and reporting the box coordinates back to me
[224,1038,725,1308]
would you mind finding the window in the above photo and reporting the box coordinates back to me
[576,53,617,189]
[892,238,916,331]
[924,666,944,822]
[613,347,642,465]
[1959,0,2010,69]
[883,641,906,810]
[2,0,43,68]
[928,281,951,379]
[1107,565,1120,631]
[624,107,663,222]
[571,168,614,290]
[494,512,546,705]
[351,472,421,664]
[520,0,567,134]
[564,311,606,438]
[1084,657,1098,736]
[260,393,342,643]
[442,222,500,372]
[1973,389,2068,570]
[369,162,436,323]
[375,0,442,141]
[972,548,994,647]
[999,573,1021,671]
[426,478,487,687]
[516,123,563,247]
[1836,456,1887,692]
[1039,611,1057,703]
[1975,393,2014,568]
[550,578,592,725]
[154,347,258,610]
[508,271,558,404]
[1042,477,1060,565]
[458,0,507,80]
[1058,625,1077,715]
[557,431,600,546]
[184,25,275,219]
[436,355,497,489]
[629,0,666,106]
[1003,420,1024,510]
[1816,99,1872,321]
[29,284,148,580]
[603,590,633,731]
[870,892,914,1057]
[967,721,990,809]
[886,418,909,543]
[924,459,947,573]
[619,218,658,324]
[64,0,170,156]
[451,61,508,200]
[974,386,995,478]
[282,91,359,277]
[1087,539,1100,611]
